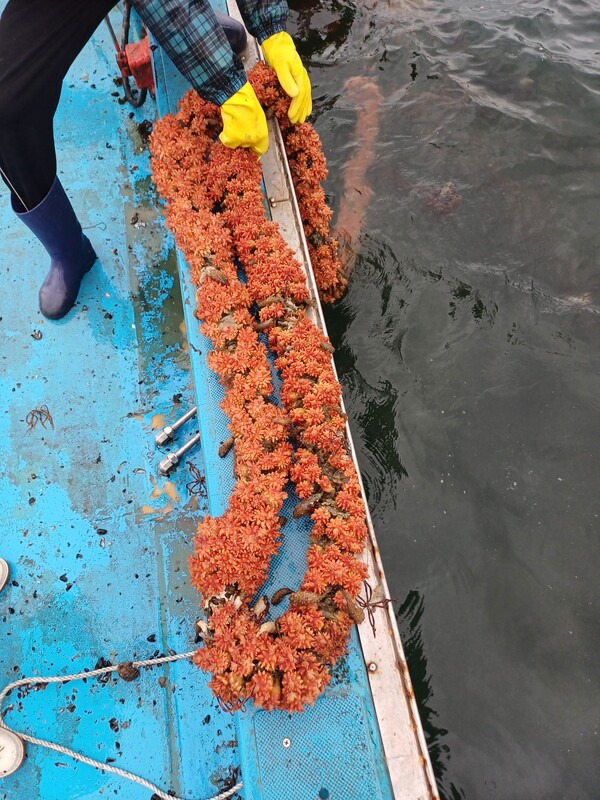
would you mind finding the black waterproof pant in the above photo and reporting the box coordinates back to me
[0,0,116,211]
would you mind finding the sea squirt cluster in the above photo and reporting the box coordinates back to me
[150,75,367,712]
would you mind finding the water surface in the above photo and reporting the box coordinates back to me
[289,0,600,796]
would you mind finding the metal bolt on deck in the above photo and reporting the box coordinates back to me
[159,432,201,476]
[155,405,198,447]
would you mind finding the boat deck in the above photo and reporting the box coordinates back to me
[0,4,436,799]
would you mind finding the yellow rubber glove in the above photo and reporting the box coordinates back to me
[219,81,269,156]
[262,31,312,124]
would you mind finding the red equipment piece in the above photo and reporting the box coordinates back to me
[105,3,153,108]
[118,37,155,93]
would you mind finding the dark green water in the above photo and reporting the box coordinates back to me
[289,0,600,797]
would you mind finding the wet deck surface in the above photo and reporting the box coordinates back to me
[0,11,240,799]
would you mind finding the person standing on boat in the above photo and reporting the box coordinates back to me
[0,0,311,320]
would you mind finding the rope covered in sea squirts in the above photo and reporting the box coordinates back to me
[150,84,369,713]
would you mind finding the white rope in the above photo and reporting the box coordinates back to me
[0,165,29,212]
[0,651,243,800]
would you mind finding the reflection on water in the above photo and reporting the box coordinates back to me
[290,0,600,797]
[289,0,356,56]
[397,591,466,799]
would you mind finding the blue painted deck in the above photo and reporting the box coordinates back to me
[0,8,238,799]
[0,5,398,800]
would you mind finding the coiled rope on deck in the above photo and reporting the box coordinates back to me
[0,651,243,800]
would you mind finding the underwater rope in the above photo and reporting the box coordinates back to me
[0,651,242,800]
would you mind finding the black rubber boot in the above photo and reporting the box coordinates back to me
[215,11,247,55]
[14,177,96,320]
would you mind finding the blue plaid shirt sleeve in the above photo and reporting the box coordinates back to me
[236,0,288,44]
[133,0,275,106]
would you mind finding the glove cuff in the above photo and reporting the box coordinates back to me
[256,23,287,46]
